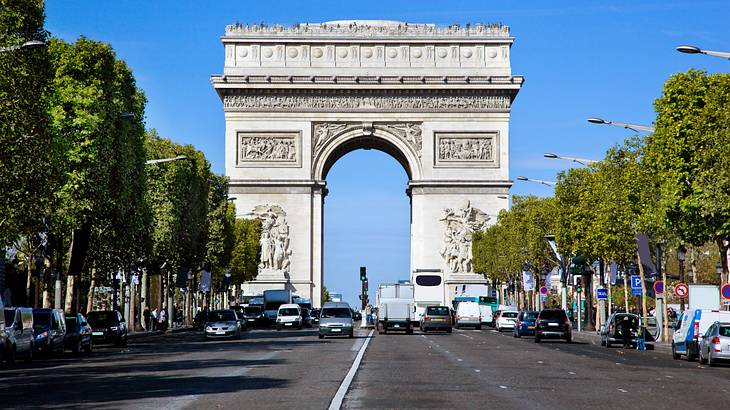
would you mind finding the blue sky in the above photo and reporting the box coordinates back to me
[46,1,730,307]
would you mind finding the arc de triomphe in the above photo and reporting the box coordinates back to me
[211,20,523,308]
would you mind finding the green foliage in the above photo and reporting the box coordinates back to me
[205,175,235,279]
[145,130,210,274]
[0,0,55,246]
[322,286,331,303]
[229,218,262,283]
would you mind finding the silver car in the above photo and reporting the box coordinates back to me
[699,321,730,366]
[318,302,354,339]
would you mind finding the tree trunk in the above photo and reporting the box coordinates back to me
[64,275,75,313]
[583,272,594,331]
[622,266,629,313]
[717,238,728,287]
[86,277,95,314]
[636,250,649,331]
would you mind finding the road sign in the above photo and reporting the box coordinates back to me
[721,284,730,300]
[596,288,608,300]
[653,280,664,295]
[631,275,642,296]
[675,283,689,299]
[539,286,548,295]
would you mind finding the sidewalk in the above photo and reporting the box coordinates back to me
[573,330,672,353]
[128,325,193,340]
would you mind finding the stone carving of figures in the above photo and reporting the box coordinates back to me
[252,204,292,272]
[440,200,489,273]
[240,136,296,161]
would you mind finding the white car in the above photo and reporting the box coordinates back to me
[496,310,519,332]
[276,304,303,330]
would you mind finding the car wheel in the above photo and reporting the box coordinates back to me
[7,345,16,364]
[349,332,354,338]
[276,325,281,331]
[447,328,452,333]
[318,334,324,339]
[406,328,413,335]
[476,325,482,330]
[686,348,695,362]
[25,343,33,363]
[565,335,572,344]
[700,349,708,364]
[534,336,541,343]
[74,340,82,354]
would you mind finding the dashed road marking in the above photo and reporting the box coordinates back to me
[499,385,508,389]
[618,388,628,393]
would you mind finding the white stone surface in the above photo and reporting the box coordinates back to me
[213,21,522,308]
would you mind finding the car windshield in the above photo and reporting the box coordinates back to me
[33,312,50,330]
[502,312,519,318]
[244,306,262,315]
[4,310,14,324]
[719,326,730,337]
[540,310,567,320]
[427,307,450,316]
[321,308,351,318]
[209,311,236,322]
[523,312,539,321]
[279,308,299,316]
[87,312,118,327]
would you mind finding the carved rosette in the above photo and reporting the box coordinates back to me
[439,200,490,274]
[312,122,423,158]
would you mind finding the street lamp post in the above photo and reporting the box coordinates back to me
[516,176,557,187]
[587,117,655,133]
[145,155,189,165]
[543,153,599,166]
[0,40,45,53]
[676,45,730,60]
[677,245,686,313]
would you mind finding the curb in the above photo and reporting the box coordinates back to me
[128,326,193,340]
[573,331,673,353]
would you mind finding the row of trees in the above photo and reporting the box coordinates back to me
[0,1,261,319]
[473,69,730,325]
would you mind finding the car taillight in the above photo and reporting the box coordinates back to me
[609,324,613,333]
[712,336,722,352]
[694,321,700,341]
[517,321,523,327]
[424,315,430,321]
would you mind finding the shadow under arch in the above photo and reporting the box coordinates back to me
[312,125,422,181]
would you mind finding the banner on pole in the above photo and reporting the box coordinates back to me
[523,270,534,291]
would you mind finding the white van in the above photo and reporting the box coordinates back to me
[276,303,302,330]
[479,305,493,325]
[455,301,481,330]
[672,309,730,361]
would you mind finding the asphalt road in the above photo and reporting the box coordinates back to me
[1,326,729,409]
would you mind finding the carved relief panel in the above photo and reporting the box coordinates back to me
[434,132,499,168]
[236,131,301,167]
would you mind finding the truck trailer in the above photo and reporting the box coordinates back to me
[376,283,415,334]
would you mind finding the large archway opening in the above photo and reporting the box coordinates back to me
[323,147,411,308]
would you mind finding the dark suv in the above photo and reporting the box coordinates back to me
[87,310,128,347]
[535,309,571,343]
[32,309,67,354]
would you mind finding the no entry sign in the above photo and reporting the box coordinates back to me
[721,284,730,300]
[653,280,664,295]
[675,283,689,299]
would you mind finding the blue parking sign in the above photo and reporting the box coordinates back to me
[596,288,608,300]
[631,275,642,296]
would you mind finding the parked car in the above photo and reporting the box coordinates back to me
[496,310,519,332]
[600,313,640,348]
[455,301,481,329]
[535,309,571,343]
[351,308,362,322]
[420,305,452,333]
[87,310,128,347]
[301,308,313,328]
[64,313,93,354]
[276,304,303,330]
[699,321,730,366]
[32,308,67,354]
[310,308,321,324]
[4,307,34,363]
[490,310,502,327]
[242,305,265,327]
[673,309,730,361]
[194,309,209,330]
[0,296,7,363]
[513,311,539,338]
[204,309,242,340]
[319,302,354,339]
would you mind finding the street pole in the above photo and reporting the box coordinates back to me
[679,259,685,313]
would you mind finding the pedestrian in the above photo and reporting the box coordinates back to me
[151,308,158,331]
[620,316,633,349]
[159,307,167,331]
[143,307,151,331]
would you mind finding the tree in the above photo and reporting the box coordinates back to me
[204,175,235,281]
[0,0,55,247]
[645,70,730,283]
[229,218,262,283]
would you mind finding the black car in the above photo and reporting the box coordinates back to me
[32,309,66,354]
[194,310,209,330]
[242,305,265,327]
[310,308,320,324]
[535,309,571,343]
[87,310,128,347]
[301,308,313,328]
[65,313,93,354]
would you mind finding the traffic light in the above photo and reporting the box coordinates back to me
[363,279,368,292]
[576,277,582,294]
[360,266,367,281]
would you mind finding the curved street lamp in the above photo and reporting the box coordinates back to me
[516,176,557,187]
[0,40,46,53]
[676,45,730,60]
[587,117,655,133]
[145,155,188,165]
[543,152,598,166]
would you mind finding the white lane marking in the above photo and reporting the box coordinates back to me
[618,388,628,393]
[328,329,375,410]
[568,371,576,375]
[457,358,463,362]
[537,361,544,364]
[499,385,508,389]
[475,369,481,373]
